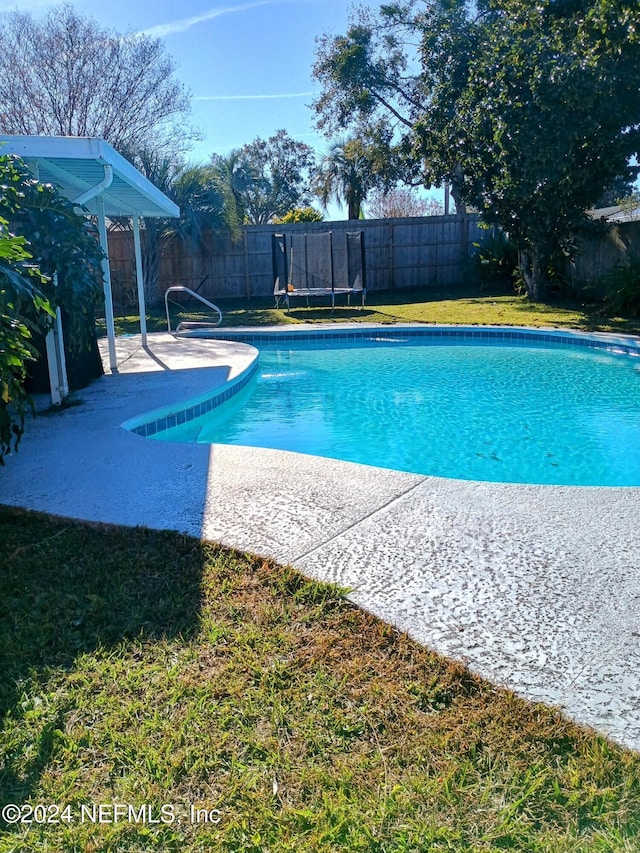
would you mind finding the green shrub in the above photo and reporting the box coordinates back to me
[0,162,54,463]
[467,227,518,290]
[273,206,324,224]
[0,154,104,462]
[604,258,640,317]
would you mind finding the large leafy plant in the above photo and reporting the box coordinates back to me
[0,159,52,462]
[0,154,104,463]
[4,157,105,350]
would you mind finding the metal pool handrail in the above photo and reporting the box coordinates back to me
[165,286,223,335]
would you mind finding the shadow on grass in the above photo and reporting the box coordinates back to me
[552,301,640,334]
[0,507,207,805]
[504,293,640,334]
[369,283,514,305]
[271,306,396,324]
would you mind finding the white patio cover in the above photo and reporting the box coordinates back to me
[0,134,179,383]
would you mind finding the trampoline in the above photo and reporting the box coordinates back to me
[272,230,366,311]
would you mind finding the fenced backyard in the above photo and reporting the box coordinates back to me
[572,217,640,296]
[106,212,640,310]
[107,214,486,307]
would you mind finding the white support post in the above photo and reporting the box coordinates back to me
[45,329,62,406]
[54,307,69,398]
[132,215,147,345]
[96,195,118,372]
[44,274,69,405]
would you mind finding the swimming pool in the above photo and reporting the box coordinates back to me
[127,327,640,487]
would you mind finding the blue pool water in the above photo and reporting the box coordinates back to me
[154,339,640,486]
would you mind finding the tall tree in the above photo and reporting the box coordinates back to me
[164,166,231,247]
[313,0,640,299]
[114,150,235,301]
[217,130,316,225]
[209,150,255,233]
[425,0,640,298]
[315,138,380,220]
[312,1,473,210]
[0,3,194,156]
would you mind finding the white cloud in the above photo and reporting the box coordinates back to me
[137,1,276,39]
[194,91,315,101]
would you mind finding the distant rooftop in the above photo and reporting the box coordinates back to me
[590,204,640,223]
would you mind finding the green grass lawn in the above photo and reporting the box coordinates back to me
[1,507,639,852]
[99,285,640,338]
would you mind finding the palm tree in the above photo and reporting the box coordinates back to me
[115,148,240,301]
[112,147,182,302]
[209,150,254,235]
[167,165,229,245]
[315,138,374,220]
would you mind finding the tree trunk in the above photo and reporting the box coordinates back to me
[347,196,361,220]
[450,162,467,216]
[519,246,549,301]
[449,182,467,216]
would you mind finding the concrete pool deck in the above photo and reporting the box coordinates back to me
[1,329,639,751]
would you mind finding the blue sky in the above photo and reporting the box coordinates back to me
[0,0,378,164]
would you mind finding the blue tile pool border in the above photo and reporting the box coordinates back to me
[126,326,640,438]
[183,324,640,356]
[123,358,260,439]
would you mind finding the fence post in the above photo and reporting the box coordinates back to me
[389,220,395,290]
[461,213,469,257]
[243,228,251,299]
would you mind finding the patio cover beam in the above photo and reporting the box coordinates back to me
[96,195,118,372]
[132,216,147,345]
[0,135,179,392]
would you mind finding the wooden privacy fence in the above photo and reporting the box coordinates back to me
[570,219,640,296]
[107,214,485,307]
